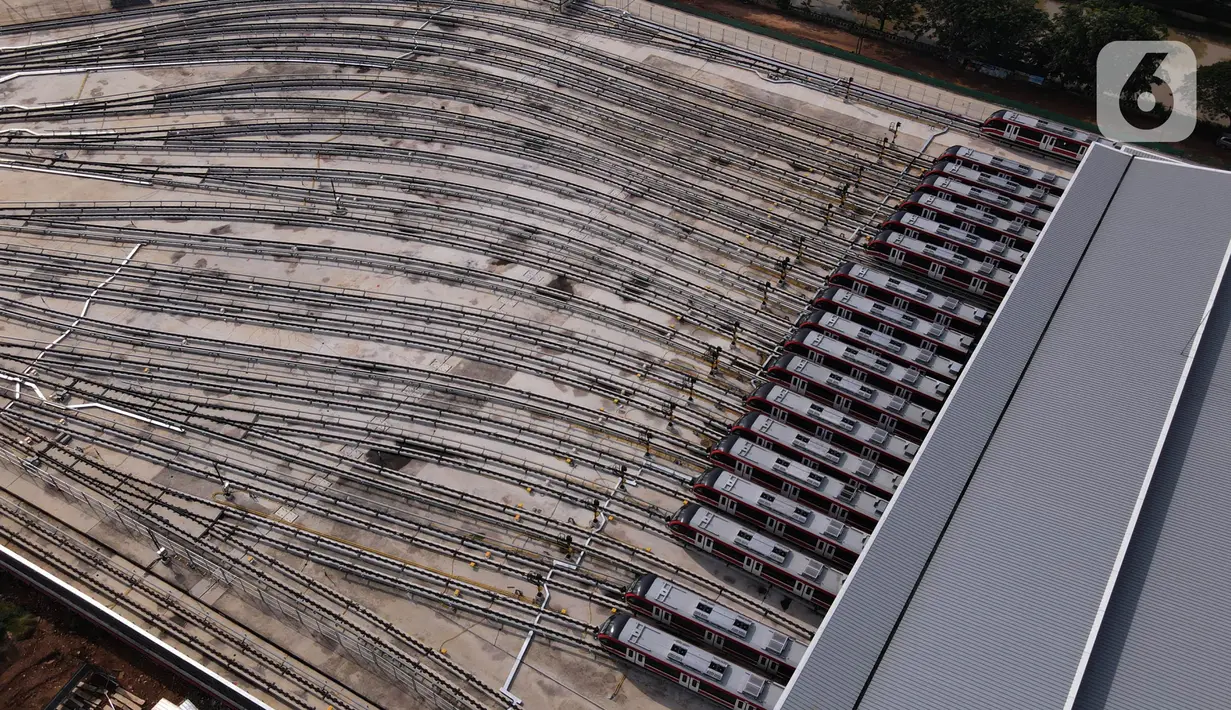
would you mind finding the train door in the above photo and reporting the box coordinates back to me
[921,208,937,221]
[1077,143,1088,158]
[695,534,715,553]
[888,248,906,266]
[792,580,815,601]
[718,495,739,515]
[678,674,701,692]
[757,656,781,675]
[829,504,850,521]
[625,648,646,666]
[765,517,787,536]
[781,483,800,500]
[877,413,897,432]
[702,629,725,648]
[735,701,754,710]
[1004,123,1020,141]
[816,541,837,560]
[743,557,764,576]
[928,261,946,281]
[833,396,852,413]
[773,407,789,423]
[1040,134,1057,153]
[735,460,752,477]
[790,375,807,392]
[651,606,673,624]
[969,278,988,296]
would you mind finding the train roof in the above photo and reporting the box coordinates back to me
[604,613,786,706]
[716,434,890,520]
[788,328,950,401]
[941,146,1069,191]
[992,110,1102,147]
[812,287,977,352]
[934,162,1060,208]
[633,573,809,667]
[903,192,1042,244]
[749,383,920,464]
[871,230,1016,288]
[884,211,1030,264]
[733,412,902,495]
[699,468,870,558]
[678,505,847,597]
[920,175,1052,223]
[767,355,938,431]
[795,310,965,380]
[831,263,990,328]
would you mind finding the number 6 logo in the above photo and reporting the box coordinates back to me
[1097,41,1197,144]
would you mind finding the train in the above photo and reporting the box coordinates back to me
[691,469,867,568]
[744,383,920,470]
[934,145,1068,195]
[623,573,806,681]
[726,412,901,497]
[916,175,1051,230]
[764,352,936,439]
[668,503,846,604]
[897,192,1041,250]
[807,286,976,358]
[764,353,938,439]
[867,229,1015,300]
[596,612,786,710]
[790,308,964,382]
[979,110,1099,163]
[710,433,888,529]
[924,161,1060,210]
[826,262,990,334]
[783,328,951,406]
[878,210,1030,269]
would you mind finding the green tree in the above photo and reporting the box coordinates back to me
[1044,0,1167,94]
[919,0,1049,67]
[1195,60,1231,122]
[842,0,919,32]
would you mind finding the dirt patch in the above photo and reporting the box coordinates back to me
[0,569,200,710]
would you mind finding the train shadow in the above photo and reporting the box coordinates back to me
[679,546,825,630]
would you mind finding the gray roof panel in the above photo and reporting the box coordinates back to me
[1071,186,1231,708]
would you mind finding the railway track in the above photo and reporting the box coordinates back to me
[0,1,942,705]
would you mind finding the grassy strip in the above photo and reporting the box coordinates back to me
[645,0,1185,154]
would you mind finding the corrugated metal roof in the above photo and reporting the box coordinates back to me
[856,153,1231,710]
[1070,192,1231,709]
[776,146,1135,710]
